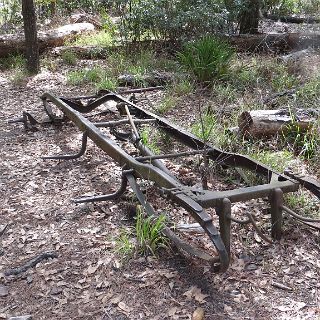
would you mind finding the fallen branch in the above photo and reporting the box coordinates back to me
[265,14,320,24]
[271,281,293,291]
[4,251,58,276]
[0,224,8,238]
[229,32,320,53]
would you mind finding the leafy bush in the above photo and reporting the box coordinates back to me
[178,36,234,83]
[61,50,77,65]
[264,0,320,15]
[119,0,228,41]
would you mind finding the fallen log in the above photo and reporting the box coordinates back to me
[52,45,111,59]
[229,32,320,53]
[0,23,95,58]
[238,109,319,137]
[264,14,320,24]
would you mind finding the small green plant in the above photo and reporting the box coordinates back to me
[166,78,194,97]
[135,207,169,256]
[251,149,294,172]
[41,56,58,72]
[0,54,25,70]
[283,117,319,159]
[285,189,320,218]
[157,96,177,115]
[192,110,216,141]
[140,128,161,154]
[211,83,238,104]
[114,228,134,259]
[67,67,118,90]
[71,30,114,47]
[296,75,320,107]
[10,68,28,86]
[178,36,234,83]
[61,50,77,65]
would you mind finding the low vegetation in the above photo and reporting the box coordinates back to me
[114,207,169,260]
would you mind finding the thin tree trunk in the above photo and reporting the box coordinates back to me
[239,0,260,34]
[22,0,39,74]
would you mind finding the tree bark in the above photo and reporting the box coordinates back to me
[22,0,39,74]
[238,109,319,137]
[239,0,261,34]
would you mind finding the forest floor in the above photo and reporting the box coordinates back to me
[1,65,320,320]
[1,29,320,320]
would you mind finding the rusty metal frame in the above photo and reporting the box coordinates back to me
[32,90,308,272]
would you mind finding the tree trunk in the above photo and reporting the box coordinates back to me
[22,0,39,74]
[238,109,319,137]
[239,0,261,34]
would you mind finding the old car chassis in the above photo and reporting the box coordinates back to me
[12,89,320,272]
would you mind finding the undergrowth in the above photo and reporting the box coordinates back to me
[114,207,169,260]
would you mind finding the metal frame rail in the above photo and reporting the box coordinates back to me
[12,89,320,272]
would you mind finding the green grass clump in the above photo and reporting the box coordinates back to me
[67,67,118,90]
[71,30,114,47]
[135,207,169,256]
[1,54,28,86]
[296,75,320,107]
[140,128,161,154]
[251,150,294,172]
[178,36,234,83]
[285,189,320,218]
[283,123,319,160]
[0,54,25,70]
[114,207,169,260]
[114,229,134,259]
[157,96,178,115]
[61,50,77,65]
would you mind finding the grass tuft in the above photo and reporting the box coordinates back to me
[178,36,234,83]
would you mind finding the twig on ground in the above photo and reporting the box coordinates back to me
[271,281,293,291]
[0,224,8,238]
[4,251,58,276]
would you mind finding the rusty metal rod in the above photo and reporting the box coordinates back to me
[281,205,320,222]
[94,118,156,128]
[135,149,213,161]
[42,132,88,160]
[74,174,128,203]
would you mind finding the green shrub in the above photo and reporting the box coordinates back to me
[114,207,169,259]
[114,228,134,259]
[61,50,77,65]
[67,67,118,90]
[284,122,319,159]
[135,207,169,256]
[0,54,25,70]
[71,30,114,47]
[178,36,234,83]
[119,0,228,41]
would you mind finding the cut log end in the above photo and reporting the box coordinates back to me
[238,109,317,137]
